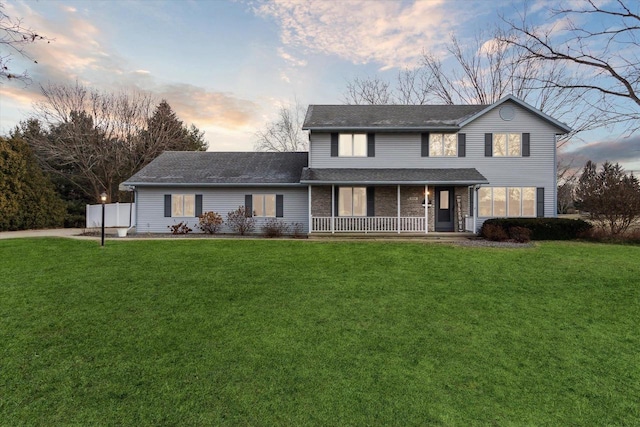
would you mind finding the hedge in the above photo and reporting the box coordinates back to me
[480,218,592,240]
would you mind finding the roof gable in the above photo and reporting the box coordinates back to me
[458,95,571,133]
[123,151,308,186]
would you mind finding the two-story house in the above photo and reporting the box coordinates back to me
[122,95,570,235]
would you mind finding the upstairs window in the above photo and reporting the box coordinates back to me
[493,133,521,157]
[339,133,367,157]
[429,133,457,156]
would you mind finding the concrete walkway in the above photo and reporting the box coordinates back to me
[0,228,94,240]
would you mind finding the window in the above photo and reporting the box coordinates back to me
[339,187,366,216]
[429,133,457,156]
[493,133,521,157]
[171,194,195,217]
[478,187,536,217]
[339,133,367,157]
[253,194,276,217]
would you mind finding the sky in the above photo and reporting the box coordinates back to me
[1,0,638,173]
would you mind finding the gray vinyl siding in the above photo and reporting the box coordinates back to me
[309,101,559,218]
[135,186,309,234]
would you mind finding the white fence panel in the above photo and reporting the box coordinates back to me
[86,203,136,228]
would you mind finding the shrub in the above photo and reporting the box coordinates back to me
[198,211,223,234]
[481,223,509,241]
[291,222,304,238]
[262,218,289,238]
[481,218,592,240]
[226,206,255,235]
[509,226,532,243]
[168,221,192,234]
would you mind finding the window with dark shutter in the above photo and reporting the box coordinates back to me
[367,133,375,157]
[537,188,544,217]
[485,133,493,157]
[522,133,530,157]
[164,195,171,217]
[421,132,430,157]
[330,133,338,157]
[276,195,284,217]
[366,187,375,217]
[245,194,253,217]
[195,195,203,217]
[458,133,466,157]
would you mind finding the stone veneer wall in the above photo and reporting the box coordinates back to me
[309,185,470,232]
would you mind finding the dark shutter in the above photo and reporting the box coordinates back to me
[276,195,284,218]
[334,187,339,216]
[485,133,493,157]
[537,187,544,217]
[421,132,430,157]
[195,195,203,217]
[330,133,338,157]
[366,187,375,217]
[458,133,466,157]
[367,133,375,157]
[522,133,530,157]
[245,194,253,217]
[164,195,171,217]
[468,187,474,216]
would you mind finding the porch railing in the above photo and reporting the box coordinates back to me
[311,216,426,233]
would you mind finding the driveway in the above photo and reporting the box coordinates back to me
[0,228,86,240]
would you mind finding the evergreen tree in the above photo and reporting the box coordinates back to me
[575,161,640,235]
[0,135,65,231]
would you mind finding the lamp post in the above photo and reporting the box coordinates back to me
[100,192,107,246]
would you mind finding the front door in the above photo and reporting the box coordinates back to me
[435,187,454,231]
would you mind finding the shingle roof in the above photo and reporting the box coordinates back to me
[123,151,308,186]
[300,168,488,184]
[302,104,487,130]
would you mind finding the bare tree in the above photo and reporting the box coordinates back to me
[254,99,308,152]
[499,0,640,135]
[23,82,154,202]
[341,31,597,145]
[342,75,393,105]
[557,157,581,213]
[0,2,51,83]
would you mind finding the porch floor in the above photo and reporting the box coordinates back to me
[308,232,476,241]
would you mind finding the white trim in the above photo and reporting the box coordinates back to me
[308,185,312,233]
[397,185,401,234]
[424,185,428,234]
[331,185,335,234]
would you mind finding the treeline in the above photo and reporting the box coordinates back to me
[1,82,207,231]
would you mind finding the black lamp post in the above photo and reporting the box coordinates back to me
[100,191,107,246]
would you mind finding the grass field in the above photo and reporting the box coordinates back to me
[1,238,639,426]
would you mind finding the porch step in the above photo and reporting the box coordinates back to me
[308,232,476,241]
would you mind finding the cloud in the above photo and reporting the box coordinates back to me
[563,136,640,169]
[253,0,475,69]
[157,83,259,130]
[1,1,261,146]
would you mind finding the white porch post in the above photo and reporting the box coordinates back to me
[331,184,335,234]
[397,185,401,234]
[308,185,312,233]
[473,185,478,233]
[425,185,428,234]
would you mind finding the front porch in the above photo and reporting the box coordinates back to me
[308,185,477,234]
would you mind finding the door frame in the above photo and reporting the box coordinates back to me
[435,186,455,232]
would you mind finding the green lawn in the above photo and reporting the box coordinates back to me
[1,238,639,426]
